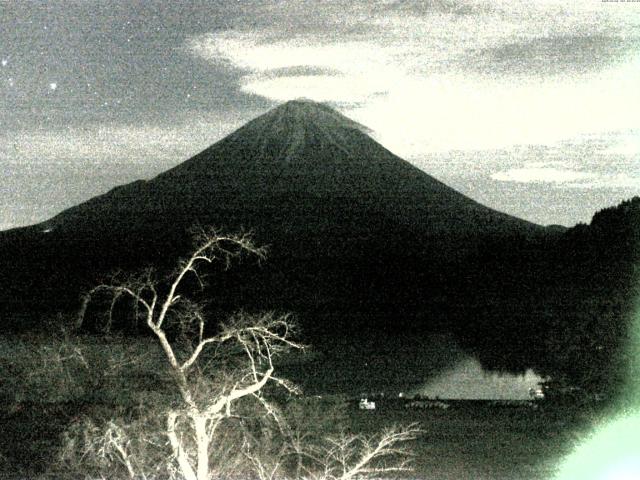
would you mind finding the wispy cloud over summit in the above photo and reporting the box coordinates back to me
[186,31,394,104]
[184,2,640,153]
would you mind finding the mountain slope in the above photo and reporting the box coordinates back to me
[40,100,539,243]
[0,100,549,347]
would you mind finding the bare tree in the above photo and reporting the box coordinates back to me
[76,229,304,480]
[304,424,421,480]
[67,228,420,480]
[243,422,421,480]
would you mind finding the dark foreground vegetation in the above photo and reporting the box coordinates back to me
[2,232,422,480]
[0,227,618,480]
[0,369,607,480]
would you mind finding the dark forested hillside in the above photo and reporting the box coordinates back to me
[455,197,639,396]
[539,197,639,394]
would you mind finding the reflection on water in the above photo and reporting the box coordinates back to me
[413,356,543,400]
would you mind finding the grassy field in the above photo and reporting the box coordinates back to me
[0,397,605,479]
[0,334,607,479]
[347,399,605,480]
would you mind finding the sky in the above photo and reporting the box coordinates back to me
[1,0,639,230]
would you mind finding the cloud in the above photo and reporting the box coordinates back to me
[261,65,343,77]
[186,5,640,153]
[241,74,388,104]
[186,32,386,75]
[380,0,492,16]
[491,166,639,189]
[597,173,640,189]
[491,167,596,184]
[604,135,640,155]
[466,35,640,77]
[186,30,400,105]
[350,56,640,154]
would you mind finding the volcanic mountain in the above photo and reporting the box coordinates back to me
[38,99,539,239]
[0,100,552,362]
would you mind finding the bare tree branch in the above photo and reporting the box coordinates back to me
[306,424,422,480]
[75,229,304,480]
[71,229,417,480]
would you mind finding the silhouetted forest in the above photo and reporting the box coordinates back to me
[453,197,639,396]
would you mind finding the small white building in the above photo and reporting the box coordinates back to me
[529,387,545,400]
[359,398,375,410]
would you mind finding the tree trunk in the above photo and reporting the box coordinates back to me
[167,411,198,480]
[193,414,210,480]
